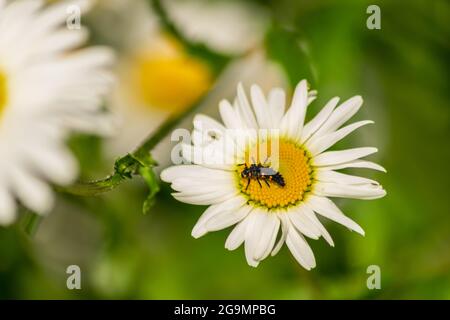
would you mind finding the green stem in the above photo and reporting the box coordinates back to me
[55,173,125,196]
[23,212,42,236]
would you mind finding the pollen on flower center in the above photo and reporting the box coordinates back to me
[0,69,7,119]
[238,139,313,209]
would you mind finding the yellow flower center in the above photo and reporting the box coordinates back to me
[129,36,212,113]
[238,139,313,209]
[0,70,7,119]
[136,56,211,111]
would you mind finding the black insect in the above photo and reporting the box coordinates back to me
[239,158,285,191]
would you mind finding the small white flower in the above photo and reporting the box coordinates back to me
[161,80,387,269]
[0,0,115,225]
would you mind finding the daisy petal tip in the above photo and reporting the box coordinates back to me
[331,96,340,103]
[299,79,308,86]
[353,95,363,103]
[38,199,55,217]
[250,83,260,92]
[296,80,308,93]
[355,227,365,237]
[191,228,207,239]
[159,169,170,183]
[303,263,314,271]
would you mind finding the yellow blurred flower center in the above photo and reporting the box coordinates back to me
[0,70,7,119]
[238,139,313,209]
[136,54,211,111]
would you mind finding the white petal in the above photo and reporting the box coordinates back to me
[219,99,241,130]
[306,120,374,156]
[35,28,88,55]
[236,82,258,129]
[251,84,271,129]
[171,180,234,195]
[313,182,386,200]
[161,165,231,183]
[301,97,339,143]
[317,160,386,172]
[271,211,289,256]
[22,144,78,185]
[291,80,309,138]
[9,167,54,214]
[192,196,247,238]
[286,225,316,270]
[302,208,334,246]
[205,204,252,232]
[307,90,318,104]
[169,170,234,193]
[173,189,237,206]
[288,207,321,240]
[192,114,226,146]
[281,80,308,138]
[193,114,226,134]
[225,217,250,251]
[268,87,286,129]
[313,147,378,167]
[316,170,380,185]
[0,187,17,225]
[253,212,280,261]
[313,96,363,136]
[306,195,365,235]
[243,211,260,267]
[181,144,234,170]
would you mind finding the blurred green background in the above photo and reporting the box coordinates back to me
[0,0,449,299]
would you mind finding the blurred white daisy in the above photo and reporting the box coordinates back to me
[164,0,269,55]
[161,80,386,269]
[0,0,115,225]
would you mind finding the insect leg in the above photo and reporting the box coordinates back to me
[264,179,270,187]
[256,177,262,188]
[245,178,251,191]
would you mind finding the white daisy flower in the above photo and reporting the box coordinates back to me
[0,0,115,225]
[161,80,386,269]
